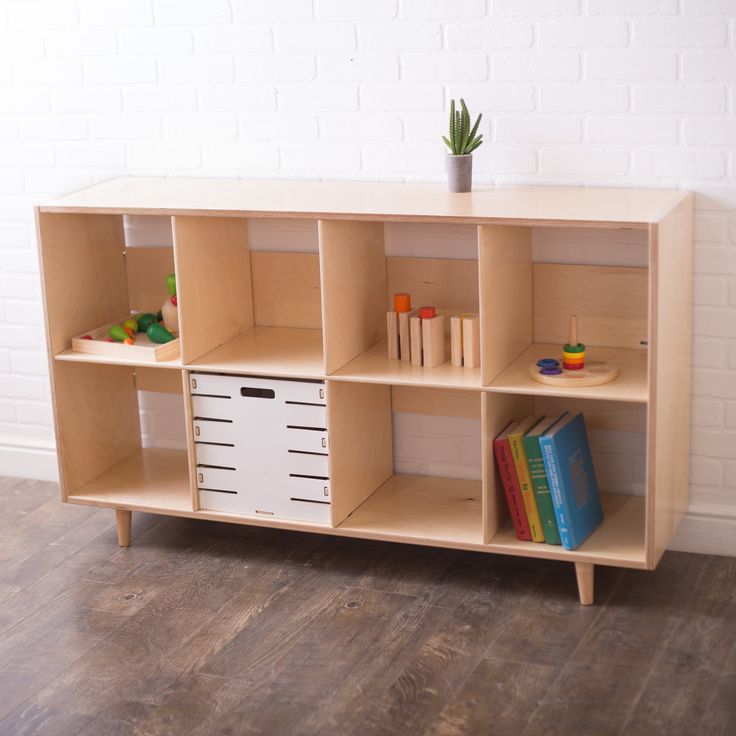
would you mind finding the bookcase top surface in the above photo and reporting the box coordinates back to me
[40,176,689,227]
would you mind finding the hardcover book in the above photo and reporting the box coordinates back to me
[493,421,531,542]
[507,416,545,543]
[524,414,565,545]
[539,413,603,551]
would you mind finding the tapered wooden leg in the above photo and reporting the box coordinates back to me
[115,509,132,547]
[575,562,594,605]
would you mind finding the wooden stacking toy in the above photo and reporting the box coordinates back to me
[161,272,179,335]
[529,314,618,388]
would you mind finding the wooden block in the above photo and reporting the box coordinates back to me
[422,314,446,368]
[410,315,423,367]
[450,315,463,367]
[399,310,412,362]
[462,315,480,369]
[386,311,400,360]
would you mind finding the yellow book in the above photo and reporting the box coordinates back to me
[508,416,545,542]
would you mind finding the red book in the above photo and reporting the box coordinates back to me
[493,422,532,541]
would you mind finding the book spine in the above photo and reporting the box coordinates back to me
[524,436,561,545]
[493,438,532,541]
[540,438,575,550]
[508,433,545,543]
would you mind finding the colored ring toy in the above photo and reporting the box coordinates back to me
[563,343,586,353]
[537,358,560,369]
[563,363,584,371]
[540,367,563,375]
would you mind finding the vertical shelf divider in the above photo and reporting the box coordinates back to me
[173,215,252,364]
[326,380,393,527]
[319,219,387,375]
[478,224,533,386]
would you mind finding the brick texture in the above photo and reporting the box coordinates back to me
[0,0,734,530]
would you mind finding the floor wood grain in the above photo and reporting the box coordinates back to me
[0,477,733,736]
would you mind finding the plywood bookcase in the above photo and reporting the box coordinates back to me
[36,177,693,605]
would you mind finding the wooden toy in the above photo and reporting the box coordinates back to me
[135,312,157,332]
[161,272,179,335]
[410,314,423,366]
[399,310,414,362]
[109,324,129,343]
[147,322,175,344]
[462,314,480,369]
[386,310,400,360]
[122,317,138,337]
[529,314,618,387]
[422,312,446,368]
[450,315,463,366]
[393,292,412,361]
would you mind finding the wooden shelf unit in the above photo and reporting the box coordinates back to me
[37,177,693,605]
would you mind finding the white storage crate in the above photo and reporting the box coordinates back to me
[190,373,330,524]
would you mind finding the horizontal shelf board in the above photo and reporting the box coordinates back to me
[338,474,483,546]
[55,349,184,370]
[331,338,482,390]
[40,177,687,227]
[488,492,646,568]
[188,326,325,380]
[488,343,648,403]
[68,448,192,513]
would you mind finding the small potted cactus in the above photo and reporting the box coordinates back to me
[442,98,483,193]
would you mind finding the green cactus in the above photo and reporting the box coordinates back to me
[442,98,483,155]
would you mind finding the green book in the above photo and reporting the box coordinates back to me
[523,414,565,545]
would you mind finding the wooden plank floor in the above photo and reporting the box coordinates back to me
[0,476,734,736]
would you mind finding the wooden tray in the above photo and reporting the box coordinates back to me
[71,318,180,362]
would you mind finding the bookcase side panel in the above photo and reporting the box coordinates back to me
[173,216,252,364]
[327,380,393,526]
[647,195,694,567]
[319,220,386,374]
[478,225,533,385]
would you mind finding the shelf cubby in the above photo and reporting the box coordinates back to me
[482,391,648,567]
[329,381,484,546]
[174,215,323,376]
[49,359,194,514]
[321,219,481,388]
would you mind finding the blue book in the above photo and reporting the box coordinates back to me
[539,413,603,551]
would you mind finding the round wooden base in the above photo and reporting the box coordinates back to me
[529,359,619,388]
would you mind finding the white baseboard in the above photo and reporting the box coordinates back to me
[0,443,733,557]
[0,443,59,483]
[668,512,736,557]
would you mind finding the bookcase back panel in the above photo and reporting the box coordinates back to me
[391,386,480,419]
[533,263,648,349]
[125,245,175,314]
[251,251,322,329]
[533,396,647,433]
[135,367,182,393]
[386,257,479,331]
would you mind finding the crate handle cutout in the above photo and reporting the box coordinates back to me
[290,497,330,505]
[240,387,276,399]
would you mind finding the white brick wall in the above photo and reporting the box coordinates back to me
[0,0,734,553]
